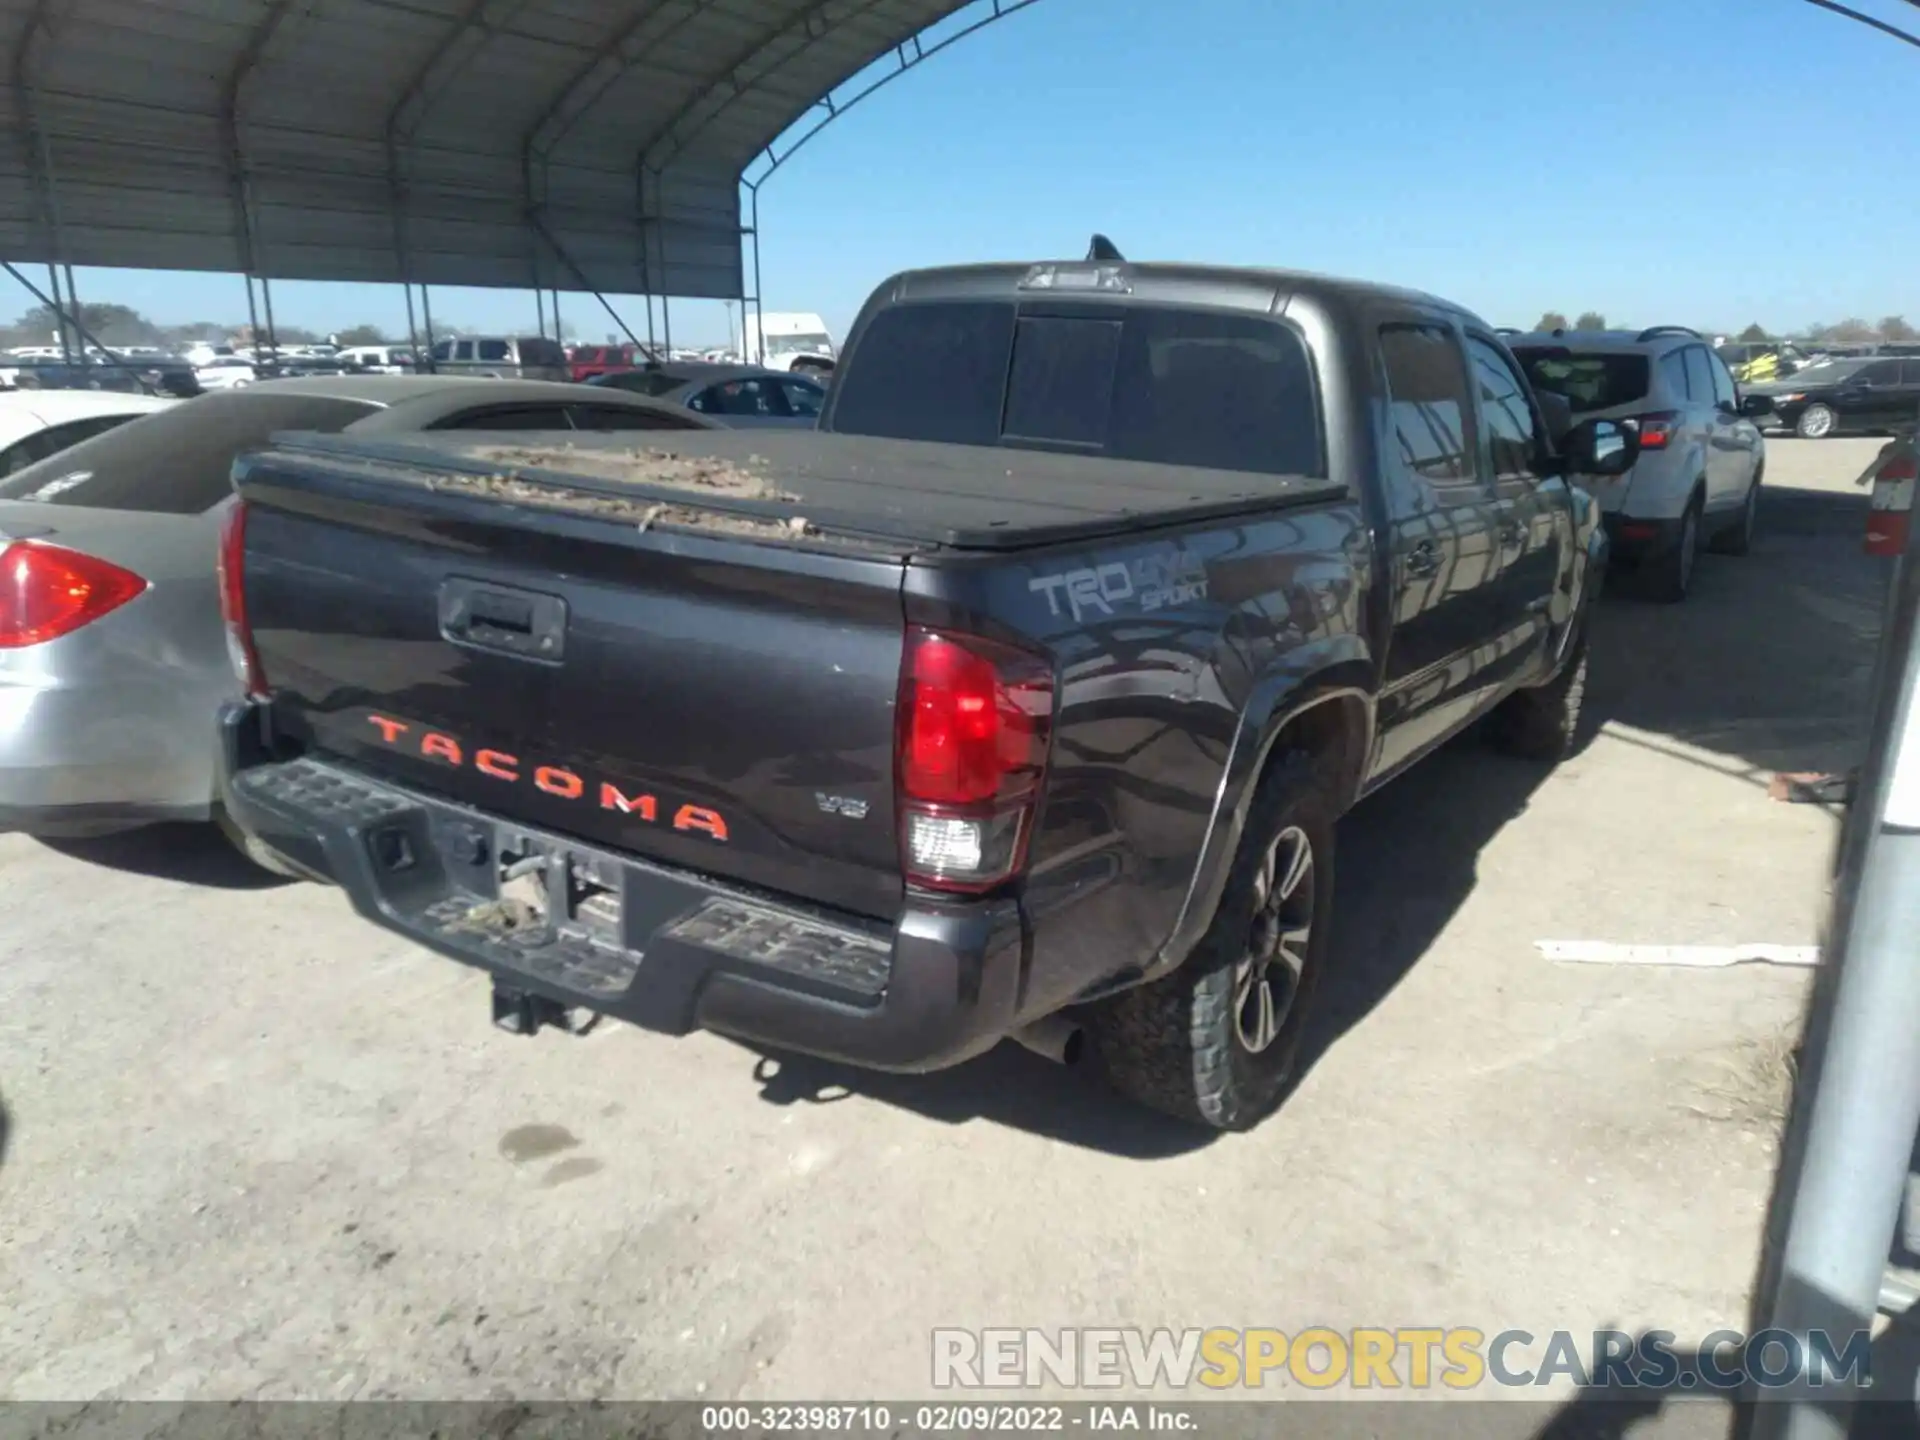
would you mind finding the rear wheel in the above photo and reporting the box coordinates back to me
[1647,497,1701,603]
[1089,753,1335,1130]
[1795,404,1836,439]
[1488,627,1589,761]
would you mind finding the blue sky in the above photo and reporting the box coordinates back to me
[25,0,1920,347]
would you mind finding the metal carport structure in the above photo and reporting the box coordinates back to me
[0,0,1037,348]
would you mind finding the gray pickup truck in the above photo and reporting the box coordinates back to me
[216,246,1634,1130]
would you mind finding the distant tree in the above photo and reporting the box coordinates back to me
[1880,316,1917,343]
[161,321,232,345]
[333,323,388,346]
[1738,323,1770,342]
[1574,311,1607,331]
[1535,311,1571,333]
[8,301,162,349]
[1827,317,1878,343]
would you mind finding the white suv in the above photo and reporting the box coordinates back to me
[1506,326,1772,601]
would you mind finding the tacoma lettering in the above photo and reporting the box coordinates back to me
[364,713,728,842]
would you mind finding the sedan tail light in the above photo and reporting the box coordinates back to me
[895,626,1055,893]
[216,499,269,698]
[0,541,148,648]
[1629,411,1680,450]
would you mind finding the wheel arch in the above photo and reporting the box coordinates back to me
[1143,642,1375,985]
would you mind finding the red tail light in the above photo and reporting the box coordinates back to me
[896,626,1055,893]
[216,499,269,698]
[1630,411,1679,450]
[0,541,147,648]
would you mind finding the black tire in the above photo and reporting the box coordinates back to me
[1646,496,1701,603]
[1710,467,1761,557]
[1089,753,1336,1130]
[1487,627,1589,762]
[1795,404,1836,439]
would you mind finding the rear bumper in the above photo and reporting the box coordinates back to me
[0,675,216,834]
[218,704,1023,1073]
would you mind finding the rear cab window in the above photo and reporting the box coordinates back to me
[828,300,1323,477]
[0,392,379,513]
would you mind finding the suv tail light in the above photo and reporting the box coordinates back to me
[217,499,269,698]
[1630,410,1679,450]
[895,626,1055,893]
[0,541,147,648]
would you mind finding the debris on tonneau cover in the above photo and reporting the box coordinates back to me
[418,443,806,537]
[463,444,795,501]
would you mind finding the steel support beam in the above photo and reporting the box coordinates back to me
[385,0,533,301]
[1745,469,1920,1440]
[525,210,647,353]
[741,0,1043,190]
[11,0,70,292]
[1,260,127,368]
[521,0,690,201]
[221,0,300,279]
[636,0,848,173]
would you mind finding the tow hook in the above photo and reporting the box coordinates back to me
[490,983,600,1038]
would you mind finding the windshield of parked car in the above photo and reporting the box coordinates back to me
[829,300,1324,477]
[0,391,379,512]
[770,332,833,352]
[1511,349,1650,413]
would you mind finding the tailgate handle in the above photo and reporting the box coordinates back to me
[440,578,567,663]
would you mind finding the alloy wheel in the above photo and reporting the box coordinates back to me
[1233,825,1314,1054]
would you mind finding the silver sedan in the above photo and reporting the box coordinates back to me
[0,375,712,839]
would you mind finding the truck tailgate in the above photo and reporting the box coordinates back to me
[233,446,911,920]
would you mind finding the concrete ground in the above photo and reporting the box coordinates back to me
[0,439,1890,1419]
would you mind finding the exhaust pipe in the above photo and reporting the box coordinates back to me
[1013,1015,1085,1066]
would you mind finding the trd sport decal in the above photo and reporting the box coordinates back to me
[365,714,729,842]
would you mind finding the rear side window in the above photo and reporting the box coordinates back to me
[568,404,700,432]
[1659,351,1690,400]
[1513,349,1651,414]
[1684,348,1714,406]
[0,392,378,512]
[831,301,1322,476]
[1708,352,1737,408]
[1379,325,1476,487]
[429,404,576,431]
[779,376,825,418]
[477,340,511,362]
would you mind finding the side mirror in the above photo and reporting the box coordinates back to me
[1565,416,1639,476]
[1739,393,1775,418]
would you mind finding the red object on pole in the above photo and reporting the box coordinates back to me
[1865,445,1917,558]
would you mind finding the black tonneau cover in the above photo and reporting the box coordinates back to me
[262,428,1345,552]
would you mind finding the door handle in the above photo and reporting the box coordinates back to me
[439,577,568,662]
[1404,540,1440,578]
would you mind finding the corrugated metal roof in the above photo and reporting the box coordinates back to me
[1,0,982,299]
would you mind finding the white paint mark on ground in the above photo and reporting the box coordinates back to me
[1537,941,1820,969]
